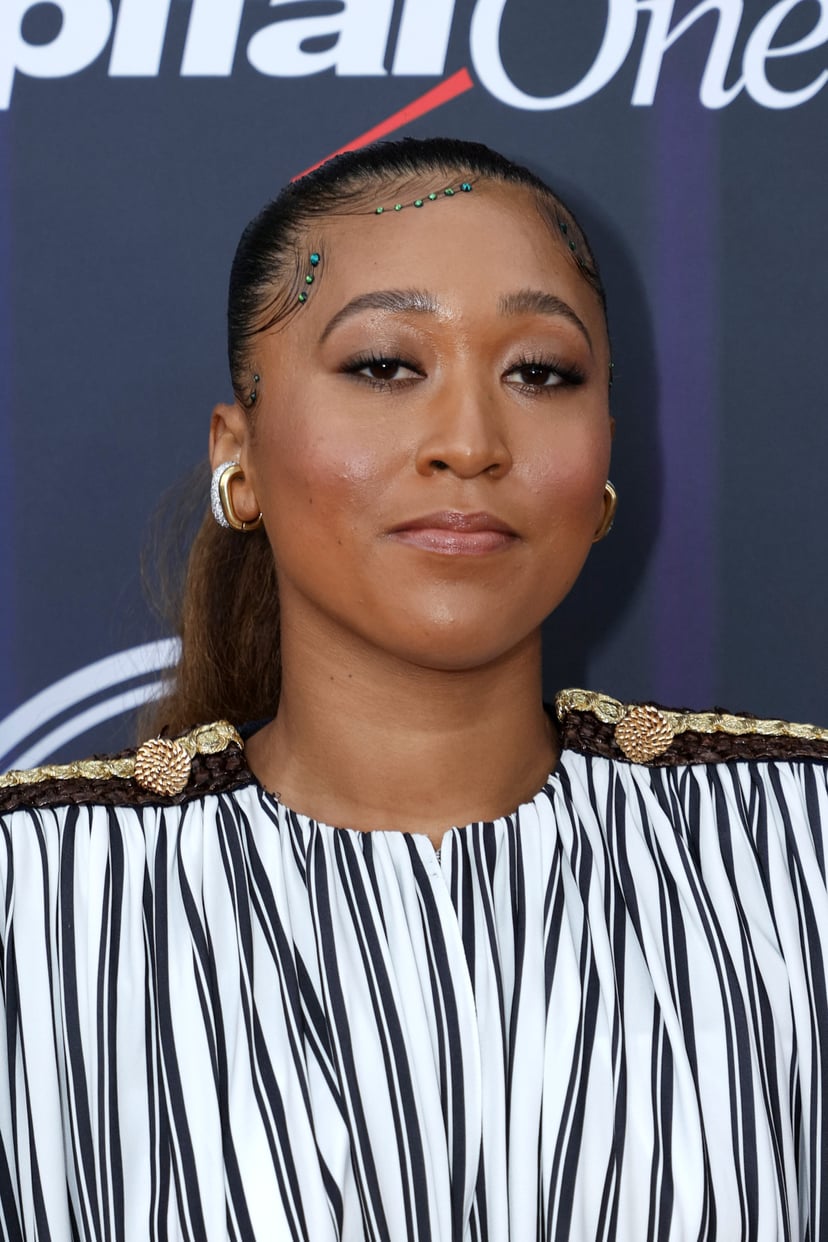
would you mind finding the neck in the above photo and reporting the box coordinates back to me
[244,610,557,848]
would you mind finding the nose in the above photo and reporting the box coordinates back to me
[414,378,513,479]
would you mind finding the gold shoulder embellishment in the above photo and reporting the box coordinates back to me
[0,721,243,795]
[555,689,828,764]
[134,737,192,796]
[614,704,674,762]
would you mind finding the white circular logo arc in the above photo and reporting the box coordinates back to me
[0,639,181,773]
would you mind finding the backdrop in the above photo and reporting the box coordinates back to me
[1,0,826,770]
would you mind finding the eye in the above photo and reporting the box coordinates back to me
[342,354,423,386]
[504,357,585,391]
[508,363,560,387]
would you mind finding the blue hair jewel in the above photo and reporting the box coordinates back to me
[374,182,473,215]
[297,251,321,303]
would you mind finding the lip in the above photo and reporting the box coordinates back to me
[387,510,518,555]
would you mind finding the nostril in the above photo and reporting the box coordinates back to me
[431,460,450,471]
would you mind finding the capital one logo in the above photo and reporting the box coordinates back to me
[1,0,826,112]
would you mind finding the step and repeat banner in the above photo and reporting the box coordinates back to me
[1,0,826,768]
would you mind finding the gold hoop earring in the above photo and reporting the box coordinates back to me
[592,481,617,542]
[210,461,263,532]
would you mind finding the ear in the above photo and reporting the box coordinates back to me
[209,402,261,524]
[209,400,248,466]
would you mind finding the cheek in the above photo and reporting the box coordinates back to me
[254,413,397,539]
[521,423,610,535]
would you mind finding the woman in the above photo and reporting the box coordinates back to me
[1,137,827,1240]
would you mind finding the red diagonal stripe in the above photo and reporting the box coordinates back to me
[292,68,475,180]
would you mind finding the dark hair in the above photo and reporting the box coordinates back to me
[147,136,607,736]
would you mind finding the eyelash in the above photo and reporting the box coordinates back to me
[506,353,586,393]
[340,352,586,393]
[341,353,424,391]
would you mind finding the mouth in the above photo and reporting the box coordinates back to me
[387,510,519,556]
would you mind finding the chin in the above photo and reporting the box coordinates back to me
[381,616,543,673]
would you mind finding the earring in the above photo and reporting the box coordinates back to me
[210,461,263,532]
[592,481,617,542]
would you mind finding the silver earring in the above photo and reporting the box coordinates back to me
[210,461,263,532]
[210,460,237,529]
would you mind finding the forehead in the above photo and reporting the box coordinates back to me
[288,180,606,341]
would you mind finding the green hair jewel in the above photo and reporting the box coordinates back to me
[297,251,320,303]
[374,182,473,215]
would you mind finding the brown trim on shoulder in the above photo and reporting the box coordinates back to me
[555,689,828,766]
[0,722,253,812]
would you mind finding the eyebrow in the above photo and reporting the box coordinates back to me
[317,286,593,350]
[497,290,593,351]
[318,289,438,344]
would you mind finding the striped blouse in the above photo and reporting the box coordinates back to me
[1,693,827,1241]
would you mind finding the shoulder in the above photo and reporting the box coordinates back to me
[0,722,253,815]
[556,689,828,766]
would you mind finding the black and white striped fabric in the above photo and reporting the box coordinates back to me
[1,750,827,1240]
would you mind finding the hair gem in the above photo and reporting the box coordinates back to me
[373,182,473,215]
[297,251,321,303]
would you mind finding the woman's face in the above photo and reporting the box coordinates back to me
[223,180,612,672]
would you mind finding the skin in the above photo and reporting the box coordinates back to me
[210,180,613,848]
